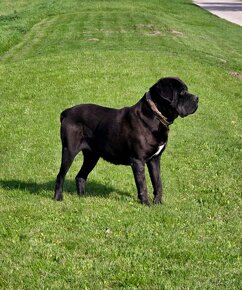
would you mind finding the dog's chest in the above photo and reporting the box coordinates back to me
[154,144,166,155]
[149,143,166,159]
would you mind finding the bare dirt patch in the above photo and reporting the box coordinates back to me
[135,24,163,37]
[171,30,183,36]
[144,31,162,36]
[87,38,99,42]
[229,71,242,80]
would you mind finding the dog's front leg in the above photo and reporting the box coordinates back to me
[130,159,149,205]
[147,155,163,204]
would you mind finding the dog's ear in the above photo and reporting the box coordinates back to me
[149,78,175,104]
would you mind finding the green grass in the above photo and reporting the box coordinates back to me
[0,0,241,288]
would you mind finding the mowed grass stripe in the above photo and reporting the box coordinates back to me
[1,8,241,72]
[1,16,59,62]
[0,10,221,61]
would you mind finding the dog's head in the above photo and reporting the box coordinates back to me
[149,77,198,118]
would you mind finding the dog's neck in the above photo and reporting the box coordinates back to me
[145,92,172,127]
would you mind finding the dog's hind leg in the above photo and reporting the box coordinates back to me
[54,146,76,201]
[54,120,82,201]
[75,150,99,195]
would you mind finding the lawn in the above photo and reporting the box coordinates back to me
[0,0,241,288]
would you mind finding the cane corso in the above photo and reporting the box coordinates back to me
[54,77,198,205]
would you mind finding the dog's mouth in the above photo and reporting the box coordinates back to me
[191,96,199,113]
[192,96,199,113]
[193,100,199,113]
[179,96,199,118]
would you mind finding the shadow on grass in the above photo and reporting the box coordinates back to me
[0,179,130,199]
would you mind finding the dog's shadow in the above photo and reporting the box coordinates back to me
[0,179,130,199]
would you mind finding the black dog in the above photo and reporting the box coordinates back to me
[54,77,198,205]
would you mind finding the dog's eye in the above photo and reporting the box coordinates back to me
[180,90,186,97]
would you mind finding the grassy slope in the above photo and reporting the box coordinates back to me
[0,0,241,288]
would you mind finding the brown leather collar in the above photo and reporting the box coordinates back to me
[146,92,171,127]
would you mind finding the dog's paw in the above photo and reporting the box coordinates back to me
[140,199,150,206]
[54,193,63,201]
[76,177,86,196]
[153,196,162,205]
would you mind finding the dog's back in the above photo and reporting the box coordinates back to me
[59,103,135,164]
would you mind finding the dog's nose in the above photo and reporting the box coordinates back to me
[195,96,199,103]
